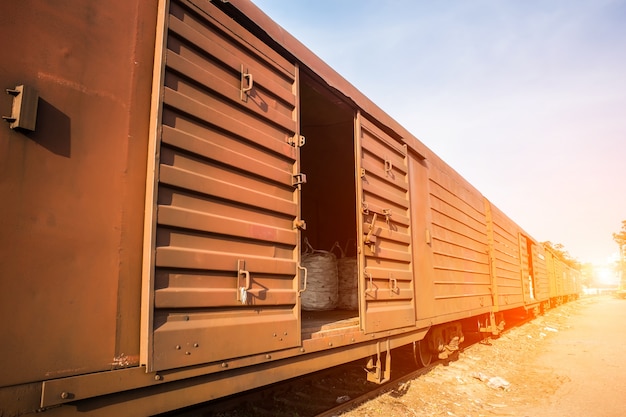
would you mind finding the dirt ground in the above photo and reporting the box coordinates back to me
[339,295,626,417]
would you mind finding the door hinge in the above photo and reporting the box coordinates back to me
[294,219,307,230]
[288,135,306,147]
[292,173,307,189]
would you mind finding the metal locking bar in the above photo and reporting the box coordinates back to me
[384,158,393,177]
[237,259,251,304]
[240,65,253,101]
[298,264,308,293]
[364,212,378,247]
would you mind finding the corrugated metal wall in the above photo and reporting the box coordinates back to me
[486,204,524,309]
[428,163,491,313]
[148,0,301,371]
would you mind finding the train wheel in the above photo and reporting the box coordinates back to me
[413,338,432,368]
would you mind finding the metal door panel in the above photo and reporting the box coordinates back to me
[146,0,301,371]
[161,125,294,185]
[152,307,297,370]
[356,114,416,333]
[164,49,297,131]
[158,163,297,215]
[162,89,296,158]
[155,270,298,308]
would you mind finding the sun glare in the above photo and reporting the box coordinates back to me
[594,265,619,286]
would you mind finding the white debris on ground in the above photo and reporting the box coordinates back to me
[340,298,591,417]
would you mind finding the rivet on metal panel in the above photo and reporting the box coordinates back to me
[328,342,333,347]
[154,374,162,381]
[185,351,191,355]
[183,315,189,321]
[265,354,271,360]
[300,348,305,353]
[60,392,70,400]
[175,345,181,350]
[221,362,228,368]
[351,338,356,343]
[273,333,277,337]
[194,343,199,348]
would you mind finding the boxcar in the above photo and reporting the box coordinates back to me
[0,1,579,416]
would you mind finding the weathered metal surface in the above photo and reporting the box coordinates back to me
[146,0,301,371]
[0,0,584,415]
[0,0,156,388]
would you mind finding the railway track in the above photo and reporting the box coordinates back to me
[155,312,539,417]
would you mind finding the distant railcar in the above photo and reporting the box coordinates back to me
[0,1,580,416]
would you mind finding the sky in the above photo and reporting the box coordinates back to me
[251,0,626,265]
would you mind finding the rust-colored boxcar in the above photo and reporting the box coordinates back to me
[0,1,578,416]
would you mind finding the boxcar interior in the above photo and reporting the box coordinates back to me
[299,79,360,337]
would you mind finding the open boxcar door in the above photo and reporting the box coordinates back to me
[355,113,416,333]
[142,0,303,371]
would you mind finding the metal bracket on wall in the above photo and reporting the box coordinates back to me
[292,173,307,189]
[3,85,38,131]
[240,65,253,101]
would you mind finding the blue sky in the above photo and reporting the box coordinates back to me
[251,0,626,264]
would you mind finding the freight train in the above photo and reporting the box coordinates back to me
[0,1,581,415]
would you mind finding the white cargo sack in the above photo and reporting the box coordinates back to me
[332,241,358,310]
[301,239,338,311]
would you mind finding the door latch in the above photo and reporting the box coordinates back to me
[364,213,378,247]
[240,65,253,101]
[237,259,251,304]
